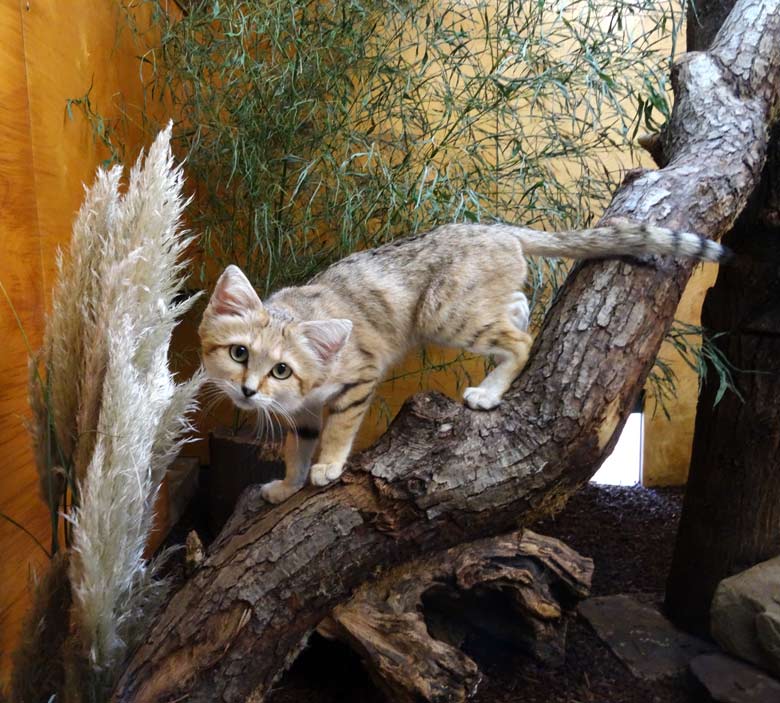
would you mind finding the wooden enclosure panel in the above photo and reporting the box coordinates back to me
[22,0,160,292]
[0,0,49,684]
[0,0,170,684]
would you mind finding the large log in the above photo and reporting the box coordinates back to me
[113,1,780,700]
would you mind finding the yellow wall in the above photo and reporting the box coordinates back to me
[642,265,718,486]
[0,0,167,683]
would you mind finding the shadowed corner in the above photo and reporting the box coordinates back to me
[717,244,736,264]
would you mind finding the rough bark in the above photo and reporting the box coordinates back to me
[317,529,592,703]
[113,1,780,700]
[665,129,780,632]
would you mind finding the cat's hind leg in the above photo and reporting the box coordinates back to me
[461,291,532,411]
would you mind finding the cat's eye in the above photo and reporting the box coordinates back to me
[229,344,249,364]
[271,362,292,380]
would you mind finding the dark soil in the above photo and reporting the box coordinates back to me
[264,484,701,703]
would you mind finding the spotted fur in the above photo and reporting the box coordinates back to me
[199,221,726,503]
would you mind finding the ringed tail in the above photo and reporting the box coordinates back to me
[486,222,728,262]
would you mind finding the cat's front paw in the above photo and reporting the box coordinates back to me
[463,386,502,411]
[310,462,345,486]
[260,480,300,504]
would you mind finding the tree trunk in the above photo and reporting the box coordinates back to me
[665,135,780,630]
[113,1,780,700]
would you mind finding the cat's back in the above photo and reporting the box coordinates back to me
[270,227,469,347]
[314,223,514,282]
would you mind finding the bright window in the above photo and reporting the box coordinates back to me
[591,411,644,486]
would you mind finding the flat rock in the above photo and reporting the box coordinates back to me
[579,594,717,680]
[711,555,780,677]
[757,610,780,664]
[690,652,780,703]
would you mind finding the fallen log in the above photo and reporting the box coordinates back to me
[113,0,780,700]
[317,529,593,703]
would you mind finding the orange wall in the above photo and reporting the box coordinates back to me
[0,0,171,683]
[0,1,49,679]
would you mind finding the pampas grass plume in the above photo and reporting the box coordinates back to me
[30,123,204,674]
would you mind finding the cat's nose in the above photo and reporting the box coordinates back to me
[241,385,257,398]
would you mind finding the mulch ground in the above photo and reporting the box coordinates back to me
[266,484,698,703]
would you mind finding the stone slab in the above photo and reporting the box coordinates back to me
[579,594,717,680]
[711,555,780,677]
[690,652,780,703]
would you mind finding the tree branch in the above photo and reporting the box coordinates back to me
[113,1,780,700]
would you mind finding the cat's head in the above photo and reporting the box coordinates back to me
[199,265,352,415]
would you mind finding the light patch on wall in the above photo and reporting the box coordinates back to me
[591,412,644,486]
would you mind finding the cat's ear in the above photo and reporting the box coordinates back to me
[207,265,263,317]
[299,319,353,363]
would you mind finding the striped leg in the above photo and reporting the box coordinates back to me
[260,418,321,504]
[311,384,376,486]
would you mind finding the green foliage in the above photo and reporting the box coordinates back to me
[646,320,743,419]
[106,0,683,296]
[66,80,122,169]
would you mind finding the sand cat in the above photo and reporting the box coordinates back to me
[199,222,725,503]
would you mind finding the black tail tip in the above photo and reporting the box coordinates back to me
[718,245,735,264]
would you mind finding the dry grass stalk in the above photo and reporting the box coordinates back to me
[26,123,203,677]
[9,554,70,703]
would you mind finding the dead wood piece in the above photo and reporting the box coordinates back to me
[113,1,780,700]
[318,530,593,703]
[637,132,667,167]
[184,530,205,576]
[325,605,481,703]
